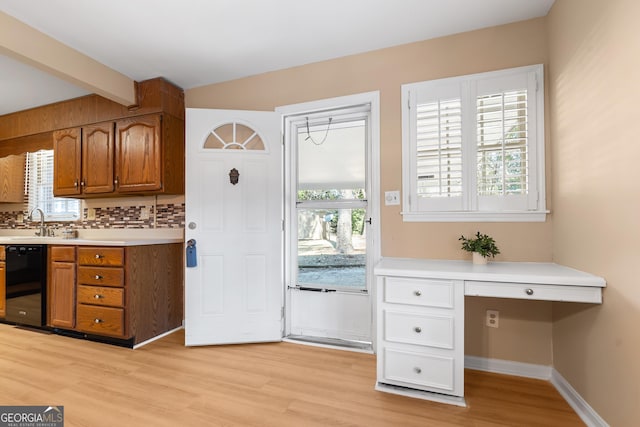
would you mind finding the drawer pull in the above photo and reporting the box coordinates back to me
[525,288,534,296]
[94,318,103,324]
[414,367,422,374]
[93,294,104,299]
[95,254,103,259]
[414,290,422,296]
[414,326,422,333]
[95,275,103,280]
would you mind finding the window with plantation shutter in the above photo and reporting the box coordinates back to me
[402,64,546,222]
[27,150,80,221]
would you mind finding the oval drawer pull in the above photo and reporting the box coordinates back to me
[95,275,103,280]
[414,367,422,374]
[94,318,103,324]
[414,326,422,333]
[95,254,103,259]
[525,288,534,296]
[94,294,104,299]
[414,290,422,296]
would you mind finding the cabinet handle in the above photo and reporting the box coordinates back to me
[414,326,422,333]
[80,180,85,187]
[95,254,103,259]
[114,177,119,186]
[94,318,103,324]
[414,367,422,374]
[525,288,534,296]
[414,290,422,296]
[94,294,104,299]
[74,180,78,188]
[95,275,103,280]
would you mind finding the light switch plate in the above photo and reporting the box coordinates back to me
[384,191,400,206]
[86,208,96,220]
[140,207,150,220]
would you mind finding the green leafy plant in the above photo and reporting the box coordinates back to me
[459,232,500,258]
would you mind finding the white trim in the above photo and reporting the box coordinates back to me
[283,337,373,354]
[551,369,610,427]
[402,210,549,222]
[464,355,552,379]
[132,326,183,349]
[375,382,467,407]
[464,356,608,427]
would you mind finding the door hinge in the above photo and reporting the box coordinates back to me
[282,219,285,231]
[281,306,285,319]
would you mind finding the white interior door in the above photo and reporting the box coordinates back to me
[185,108,282,346]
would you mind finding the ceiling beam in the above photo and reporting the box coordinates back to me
[0,11,136,106]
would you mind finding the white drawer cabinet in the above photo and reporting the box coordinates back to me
[374,257,605,407]
[376,274,464,404]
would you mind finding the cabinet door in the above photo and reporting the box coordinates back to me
[115,115,162,193]
[53,128,82,196]
[0,154,25,203]
[49,261,76,328]
[0,261,5,318]
[82,122,114,194]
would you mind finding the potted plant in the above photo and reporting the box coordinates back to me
[459,232,500,265]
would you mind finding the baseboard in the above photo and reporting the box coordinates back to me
[464,356,608,427]
[464,355,552,380]
[551,369,609,427]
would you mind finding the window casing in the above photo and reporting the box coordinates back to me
[27,150,80,221]
[402,64,546,222]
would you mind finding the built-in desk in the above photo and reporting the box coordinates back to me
[374,258,606,406]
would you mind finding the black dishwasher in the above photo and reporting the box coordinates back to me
[5,245,47,328]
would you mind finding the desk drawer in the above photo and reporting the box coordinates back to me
[384,277,454,308]
[384,310,454,349]
[77,285,124,307]
[464,281,602,304]
[76,305,125,337]
[78,267,124,287]
[382,348,455,392]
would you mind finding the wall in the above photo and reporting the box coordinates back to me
[187,18,554,365]
[548,0,640,424]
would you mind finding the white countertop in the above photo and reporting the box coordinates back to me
[375,257,606,288]
[0,236,182,246]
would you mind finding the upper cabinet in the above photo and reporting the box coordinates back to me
[53,113,184,198]
[0,154,26,202]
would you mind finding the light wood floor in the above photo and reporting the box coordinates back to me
[0,325,583,426]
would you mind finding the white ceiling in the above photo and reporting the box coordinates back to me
[0,0,555,116]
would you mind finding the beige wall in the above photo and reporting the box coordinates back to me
[187,18,554,364]
[548,0,640,424]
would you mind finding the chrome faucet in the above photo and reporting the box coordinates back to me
[28,208,46,237]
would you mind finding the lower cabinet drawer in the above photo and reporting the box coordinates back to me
[384,310,454,349]
[76,305,125,337]
[77,285,124,307]
[78,267,124,287]
[382,347,455,392]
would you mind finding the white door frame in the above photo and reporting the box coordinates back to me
[276,91,381,348]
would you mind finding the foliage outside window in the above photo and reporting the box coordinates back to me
[27,150,80,221]
[401,64,546,222]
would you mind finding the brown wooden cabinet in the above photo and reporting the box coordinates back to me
[53,128,82,196]
[53,113,184,198]
[48,246,77,328]
[0,154,26,203]
[0,246,6,318]
[74,244,183,345]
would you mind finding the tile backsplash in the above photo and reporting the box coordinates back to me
[0,203,185,230]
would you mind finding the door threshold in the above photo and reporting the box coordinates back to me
[284,335,373,354]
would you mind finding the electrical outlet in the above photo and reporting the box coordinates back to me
[486,309,499,328]
[17,213,23,222]
[384,191,400,206]
[140,207,150,220]
[86,208,96,220]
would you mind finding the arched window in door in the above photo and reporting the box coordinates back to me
[204,122,266,151]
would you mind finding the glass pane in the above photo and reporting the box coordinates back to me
[297,119,366,197]
[297,208,366,290]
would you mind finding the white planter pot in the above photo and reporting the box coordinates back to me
[472,252,488,265]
